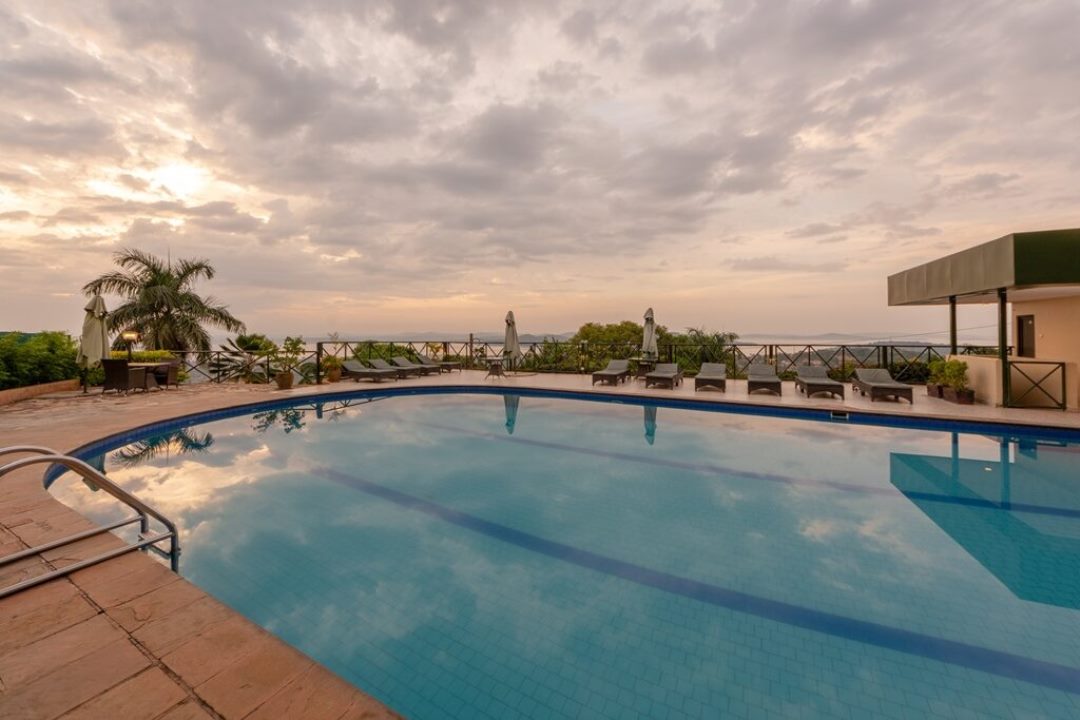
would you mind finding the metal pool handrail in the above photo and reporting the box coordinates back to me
[0,445,180,599]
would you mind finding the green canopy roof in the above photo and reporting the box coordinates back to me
[888,229,1080,306]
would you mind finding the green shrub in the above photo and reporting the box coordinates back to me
[0,331,80,390]
[942,359,970,390]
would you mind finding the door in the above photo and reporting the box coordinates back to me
[1017,315,1035,357]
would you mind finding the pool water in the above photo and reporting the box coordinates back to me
[51,392,1080,719]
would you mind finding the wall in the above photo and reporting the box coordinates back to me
[0,379,81,407]
[1012,296,1080,410]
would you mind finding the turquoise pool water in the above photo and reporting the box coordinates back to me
[51,391,1080,719]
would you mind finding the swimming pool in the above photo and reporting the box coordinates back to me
[50,390,1080,719]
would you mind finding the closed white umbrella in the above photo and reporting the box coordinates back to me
[504,311,521,368]
[76,295,109,394]
[642,307,658,360]
[77,295,109,368]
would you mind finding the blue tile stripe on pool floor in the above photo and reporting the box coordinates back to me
[316,465,1080,697]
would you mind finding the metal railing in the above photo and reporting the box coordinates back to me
[0,446,180,599]
[1006,360,1067,410]
[311,340,1002,383]
[132,340,1003,385]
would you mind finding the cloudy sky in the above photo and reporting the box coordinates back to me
[1,1,1077,341]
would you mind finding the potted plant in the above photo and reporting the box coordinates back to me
[272,336,306,390]
[942,359,975,404]
[926,359,946,398]
[322,354,343,383]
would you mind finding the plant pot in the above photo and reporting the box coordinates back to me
[275,371,294,390]
[926,383,943,398]
[325,367,342,383]
[954,388,975,405]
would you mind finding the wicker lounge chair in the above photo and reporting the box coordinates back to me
[694,363,727,392]
[342,360,398,383]
[645,363,682,389]
[392,356,439,376]
[101,359,148,395]
[794,366,844,399]
[592,359,630,386]
[156,362,181,389]
[747,363,782,395]
[853,368,913,403]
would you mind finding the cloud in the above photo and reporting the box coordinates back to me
[0,0,1077,337]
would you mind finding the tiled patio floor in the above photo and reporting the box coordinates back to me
[1,372,1076,719]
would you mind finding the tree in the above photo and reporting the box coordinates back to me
[570,320,672,347]
[83,249,244,352]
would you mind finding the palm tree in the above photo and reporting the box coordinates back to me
[83,249,245,352]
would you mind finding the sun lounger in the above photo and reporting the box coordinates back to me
[794,366,844,399]
[853,368,913,403]
[420,355,462,372]
[694,363,727,392]
[392,356,440,376]
[747,362,782,395]
[592,359,630,386]
[342,360,398,383]
[369,358,420,379]
[645,363,682,389]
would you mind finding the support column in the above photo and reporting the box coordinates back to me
[948,295,957,355]
[998,288,1010,406]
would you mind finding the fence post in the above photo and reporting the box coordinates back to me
[468,333,474,369]
[315,342,323,385]
[443,341,449,360]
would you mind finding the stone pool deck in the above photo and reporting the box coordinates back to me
[1,372,1077,719]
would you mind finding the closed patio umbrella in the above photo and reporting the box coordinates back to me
[504,311,521,369]
[504,394,521,435]
[642,308,658,360]
[76,295,109,392]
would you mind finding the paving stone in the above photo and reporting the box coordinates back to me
[0,614,122,689]
[132,595,235,656]
[0,580,97,655]
[57,667,188,720]
[107,576,208,632]
[196,640,313,719]
[0,636,149,720]
[245,662,401,720]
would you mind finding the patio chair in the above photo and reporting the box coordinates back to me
[644,363,683,389]
[155,362,181,390]
[392,356,440,376]
[794,366,844,399]
[369,358,420,378]
[342,360,398,383]
[694,363,727,392]
[853,369,913,403]
[592,359,630,386]
[101,359,148,395]
[747,363,782,395]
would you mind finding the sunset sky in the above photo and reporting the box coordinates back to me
[1,1,1077,341]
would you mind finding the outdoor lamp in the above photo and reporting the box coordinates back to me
[121,330,140,361]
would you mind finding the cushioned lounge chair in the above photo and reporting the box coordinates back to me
[369,358,420,378]
[392,356,439,376]
[794,366,844,399]
[592,359,630,386]
[419,355,462,373]
[853,368,913,403]
[645,363,682,389]
[747,362,782,395]
[102,358,148,395]
[694,363,727,392]
[342,360,398,383]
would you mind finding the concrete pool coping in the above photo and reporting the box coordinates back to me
[2,371,1078,719]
